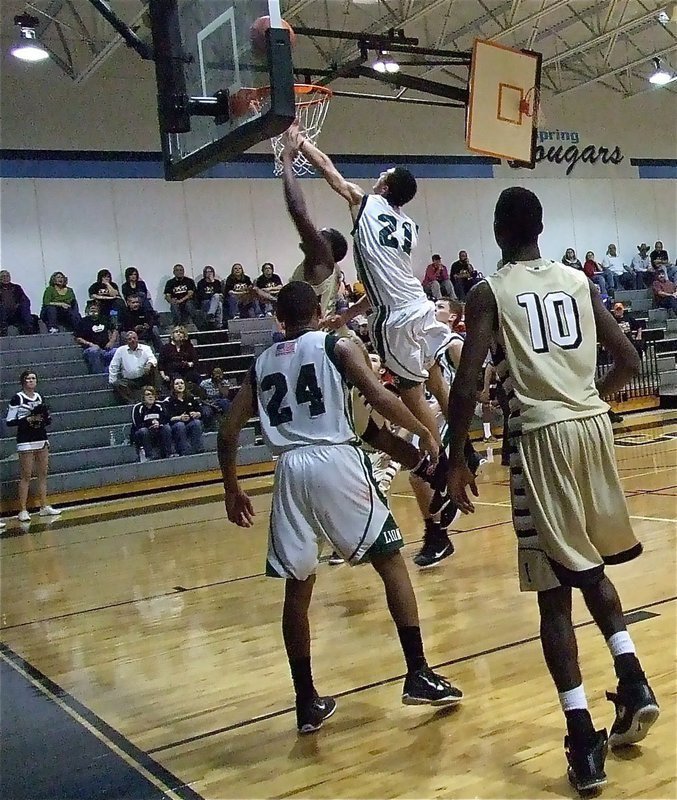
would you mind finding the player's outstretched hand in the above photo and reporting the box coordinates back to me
[286,120,302,148]
[447,463,478,515]
[412,450,448,491]
[320,313,344,331]
[280,130,298,159]
[225,489,255,528]
[418,430,440,466]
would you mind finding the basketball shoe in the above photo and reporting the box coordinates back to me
[413,524,455,569]
[296,695,337,734]
[402,666,463,706]
[564,729,608,794]
[606,681,659,748]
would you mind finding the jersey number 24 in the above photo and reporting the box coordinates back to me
[260,364,326,427]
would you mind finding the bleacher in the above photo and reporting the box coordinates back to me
[0,319,277,512]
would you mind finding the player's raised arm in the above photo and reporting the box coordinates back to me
[590,281,641,396]
[445,282,497,512]
[334,337,439,459]
[286,122,364,207]
[217,369,256,527]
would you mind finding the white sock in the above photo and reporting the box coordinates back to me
[558,684,588,712]
[483,422,492,437]
[607,631,635,658]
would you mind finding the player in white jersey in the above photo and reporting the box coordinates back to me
[444,188,658,795]
[286,124,452,452]
[218,282,462,735]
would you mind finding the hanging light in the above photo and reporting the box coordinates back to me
[11,14,50,63]
[649,56,674,85]
[373,51,400,74]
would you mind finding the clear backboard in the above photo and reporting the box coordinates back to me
[466,40,542,168]
[148,0,295,180]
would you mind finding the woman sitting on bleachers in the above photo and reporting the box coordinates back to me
[131,386,173,462]
[40,272,81,333]
[163,377,204,456]
[121,267,154,314]
[89,269,126,324]
[158,326,201,388]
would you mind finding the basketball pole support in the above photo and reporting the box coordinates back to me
[85,0,153,60]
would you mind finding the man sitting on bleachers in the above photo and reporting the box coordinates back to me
[108,331,158,404]
[119,294,163,352]
[652,268,677,315]
[74,301,119,373]
[0,270,33,336]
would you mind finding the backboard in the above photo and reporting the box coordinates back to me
[148,0,295,181]
[466,40,542,168]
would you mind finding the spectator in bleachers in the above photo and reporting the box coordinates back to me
[224,263,259,319]
[119,294,163,353]
[450,250,479,300]
[600,243,627,292]
[611,302,644,357]
[583,251,607,294]
[562,248,583,270]
[199,367,232,427]
[121,267,154,313]
[631,243,653,287]
[108,330,158,404]
[40,271,81,333]
[353,315,371,347]
[195,265,223,328]
[650,241,677,281]
[336,271,352,311]
[5,370,60,522]
[158,326,201,388]
[199,366,225,400]
[652,268,677,314]
[211,378,234,416]
[164,263,199,328]
[422,254,455,301]
[88,269,125,324]
[163,377,204,456]
[254,263,282,316]
[0,270,33,336]
[73,301,119,374]
[131,386,173,462]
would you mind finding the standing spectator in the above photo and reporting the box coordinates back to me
[5,370,61,522]
[131,386,173,462]
[650,241,676,281]
[450,250,479,301]
[652,268,677,313]
[40,272,81,333]
[422,254,455,301]
[108,331,158,404]
[0,270,33,335]
[224,263,259,319]
[583,251,607,294]
[158,326,201,387]
[88,269,125,324]
[119,294,163,352]
[163,377,204,456]
[195,265,223,328]
[73,301,119,373]
[562,248,583,270]
[600,244,627,293]
[164,263,199,327]
[254,263,283,316]
[121,267,154,313]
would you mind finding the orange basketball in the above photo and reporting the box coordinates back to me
[250,16,296,53]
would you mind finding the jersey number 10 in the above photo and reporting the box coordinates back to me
[517,291,583,352]
[260,364,326,427]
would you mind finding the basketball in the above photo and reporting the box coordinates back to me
[250,16,296,54]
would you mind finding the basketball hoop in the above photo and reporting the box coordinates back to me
[519,87,545,128]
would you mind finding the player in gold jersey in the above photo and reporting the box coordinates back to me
[444,188,659,795]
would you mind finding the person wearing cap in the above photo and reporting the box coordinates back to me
[611,303,643,350]
[630,244,652,288]
[652,268,677,313]
[353,314,371,347]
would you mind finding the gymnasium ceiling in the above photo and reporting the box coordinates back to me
[3,0,677,98]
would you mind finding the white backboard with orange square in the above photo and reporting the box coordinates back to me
[466,40,542,166]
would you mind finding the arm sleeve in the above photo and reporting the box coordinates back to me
[5,395,21,427]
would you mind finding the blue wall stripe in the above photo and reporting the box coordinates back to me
[636,165,677,179]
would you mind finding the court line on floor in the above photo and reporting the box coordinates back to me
[0,643,204,800]
[0,518,513,632]
[628,515,677,524]
[147,594,676,754]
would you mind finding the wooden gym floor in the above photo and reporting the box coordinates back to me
[0,417,675,799]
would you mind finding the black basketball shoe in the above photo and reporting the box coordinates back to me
[296,695,337,734]
[606,682,659,748]
[564,729,608,795]
[413,528,454,569]
[402,666,463,706]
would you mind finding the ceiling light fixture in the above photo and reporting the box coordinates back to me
[11,14,50,62]
[649,56,674,85]
[373,51,400,74]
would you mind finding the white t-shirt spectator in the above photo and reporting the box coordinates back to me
[109,344,157,383]
[602,255,624,275]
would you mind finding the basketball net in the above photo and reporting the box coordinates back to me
[519,87,545,129]
[271,85,332,176]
